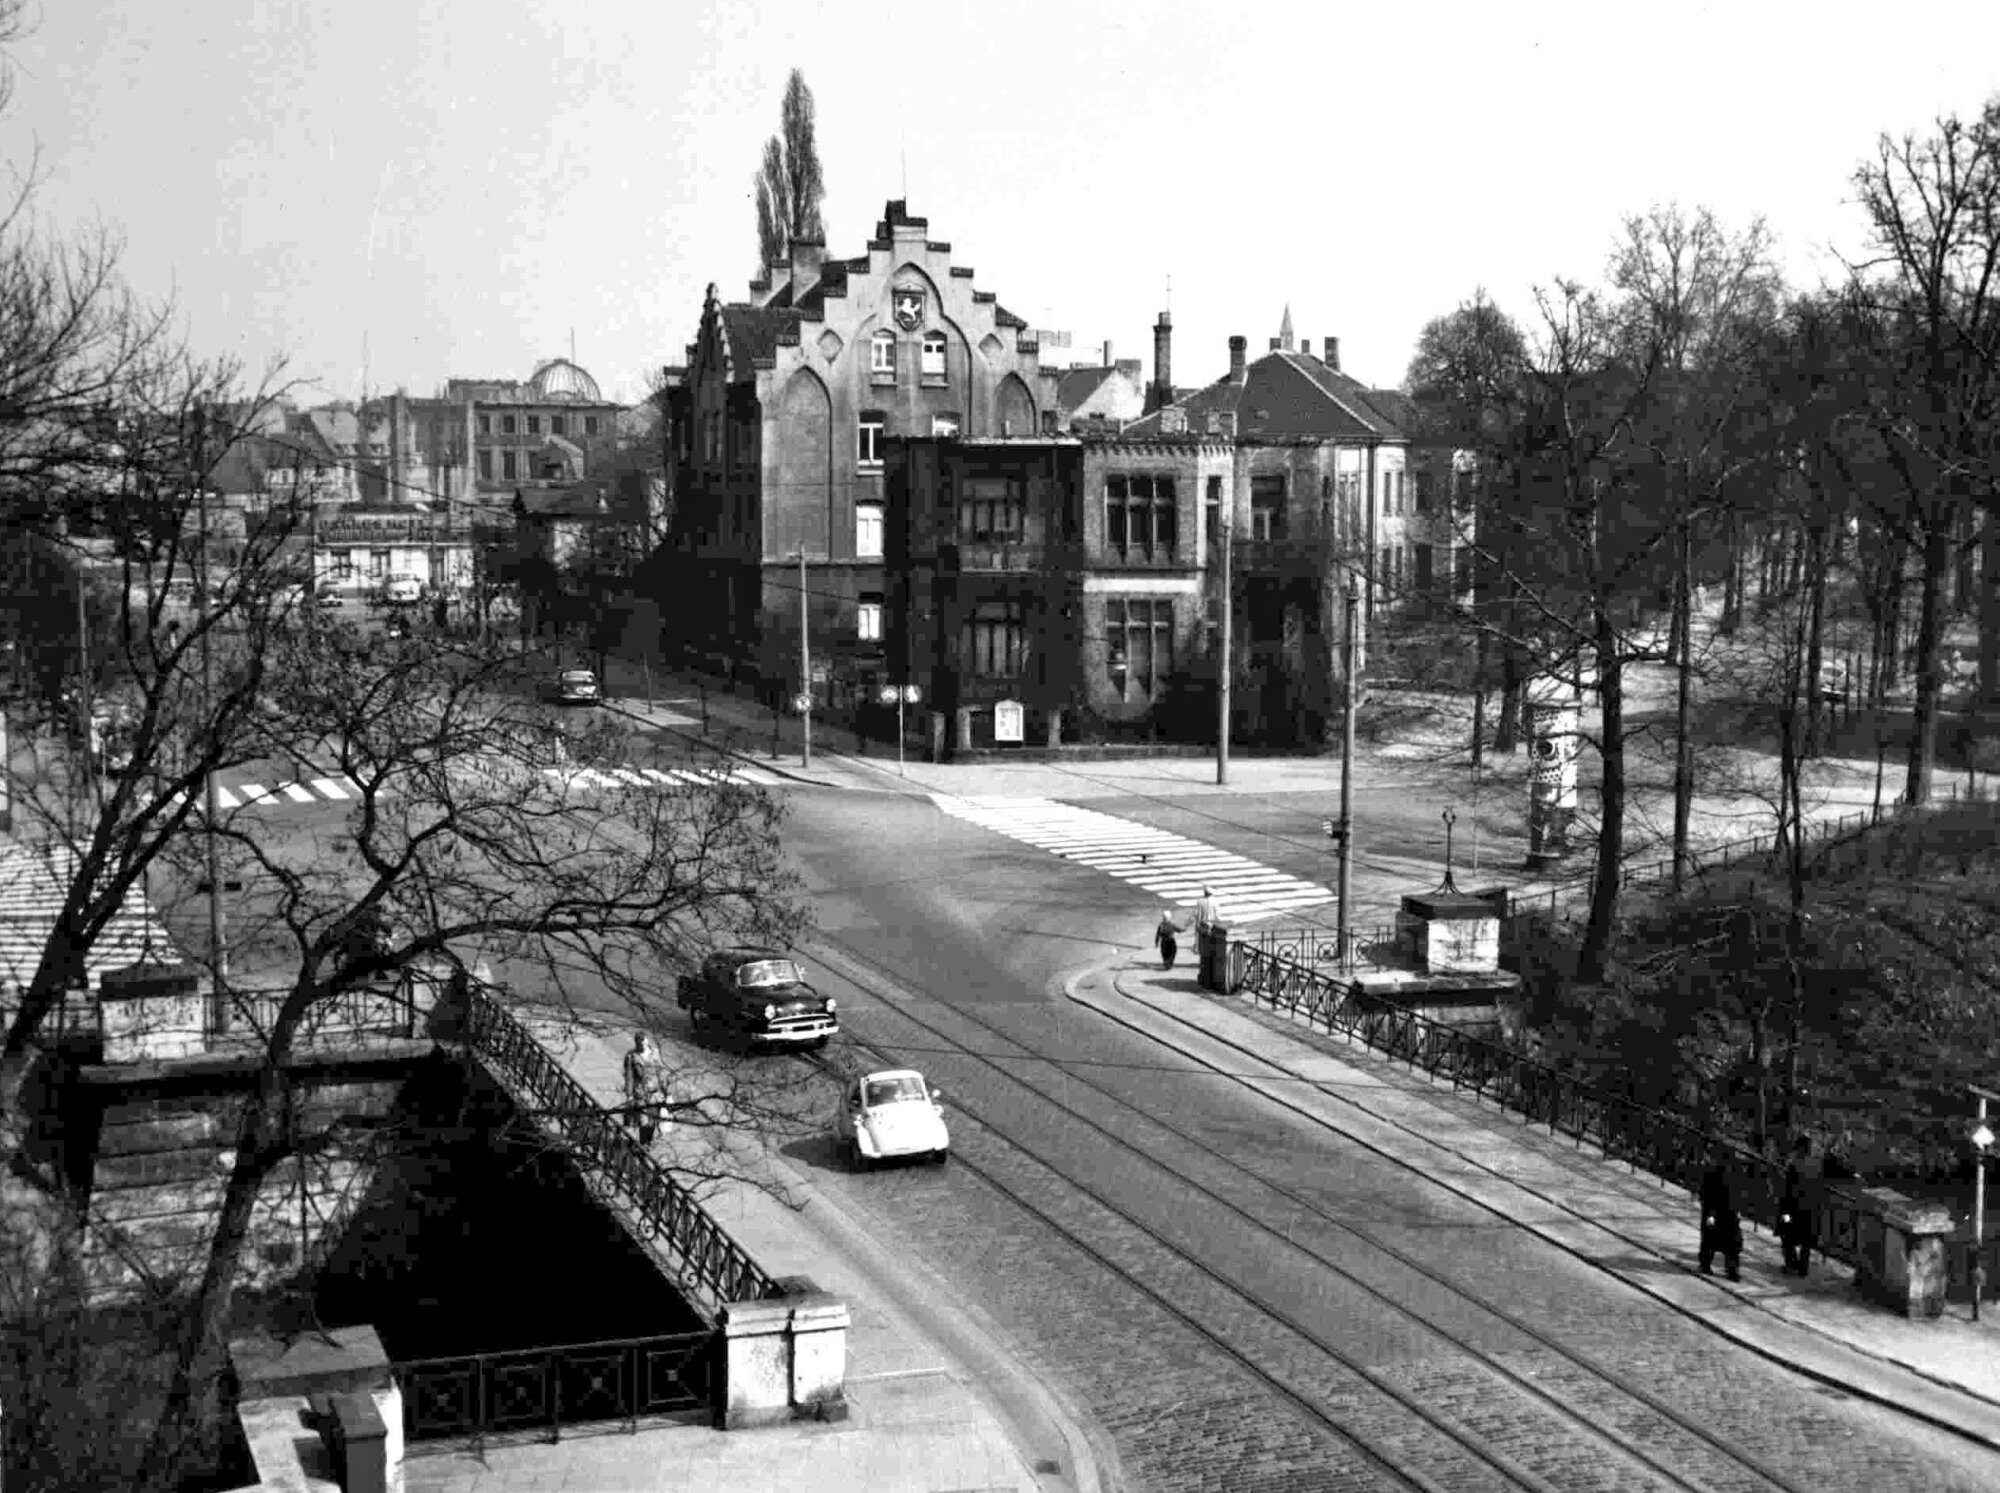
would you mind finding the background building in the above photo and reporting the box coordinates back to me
[657,199,1061,705]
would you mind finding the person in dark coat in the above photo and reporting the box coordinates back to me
[1779,1136,1817,1277]
[1155,909,1187,969]
[1699,1154,1744,1281]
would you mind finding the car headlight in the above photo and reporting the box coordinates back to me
[824,997,836,1013]
[763,1003,776,1021]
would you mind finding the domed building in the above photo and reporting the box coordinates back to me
[446,357,626,492]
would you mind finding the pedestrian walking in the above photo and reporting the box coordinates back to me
[623,1030,667,1146]
[1699,1152,1744,1281]
[1192,886,1222,935]
[1780,1136,1818,1277]
[1155,908,1187,969]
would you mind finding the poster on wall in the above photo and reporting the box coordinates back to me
[993,700,1025,743]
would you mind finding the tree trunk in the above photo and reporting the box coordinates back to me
[1981,503,2000,706]
[1671,519,1694,891]
[1804,525,1828,756]
[1579,598,1624,985]
[1495,638,1522,755]
[1904,518,1950,806]
[137,1073,284,1492]
[1721,511,1743,633]
[1471,625,1489,771]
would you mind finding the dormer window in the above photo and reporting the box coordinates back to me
[921,331,947,380]
[870,330,896,379]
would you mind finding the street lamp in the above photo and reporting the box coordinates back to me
[1973,1084,1998,1321]
[879,683,922,776]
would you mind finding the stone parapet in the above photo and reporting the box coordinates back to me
[1846,1184,1954,1319]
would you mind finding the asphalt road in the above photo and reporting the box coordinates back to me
[771,779,2000,1493]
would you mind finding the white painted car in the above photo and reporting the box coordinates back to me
[835,1069,949,1170]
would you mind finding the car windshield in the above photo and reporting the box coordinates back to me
[560,671,595,685]
[864,1075,929,1108]
[736,959,802,988]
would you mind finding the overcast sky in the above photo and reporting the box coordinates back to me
[9,2,1999,408]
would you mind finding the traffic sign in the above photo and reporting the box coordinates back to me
[792,692,813,713]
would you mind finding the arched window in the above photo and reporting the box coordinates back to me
[921,331,947,379]
[870,330,896,378]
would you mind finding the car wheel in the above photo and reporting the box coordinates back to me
[931,1149,949,1167]
[852,1144,871,1174]
[809,1036,830,1053]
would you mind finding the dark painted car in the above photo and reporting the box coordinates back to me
[676,949,837,1049]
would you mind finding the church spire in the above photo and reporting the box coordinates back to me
[1279,304,1295,352]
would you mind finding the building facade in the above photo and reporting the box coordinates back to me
[865,316,1451,752]
[658,199,1061,703]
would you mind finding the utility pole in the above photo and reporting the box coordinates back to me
[1336,582,1357,962]
[196,414,229,1034]
[799,550,812,769]
[75,562,97,807]
[1217,518,1232,785]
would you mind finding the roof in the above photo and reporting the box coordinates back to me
[527,358,602,402]
[515,481,610,518]
[718,305,804,377]
[1057,366,1117,411]
[0,842,185,994]
[994,304,1028,331]
[1121,348,1409,442]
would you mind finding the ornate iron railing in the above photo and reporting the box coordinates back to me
[395,1329,711,1447]
[1253,922,1403,970]
[1231,942,1858,1267]
[459,988,784,1316]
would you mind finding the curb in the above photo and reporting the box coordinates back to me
[1060,957,2000,1458]
[598,698,846,788]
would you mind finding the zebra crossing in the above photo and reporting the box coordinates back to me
[929,794,1334,925]
[165,760,781,814]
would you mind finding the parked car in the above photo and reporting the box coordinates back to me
[835,1069,949,1169]
[546,668,601,705]
[315,590,345,609]
[676,949,837,1049]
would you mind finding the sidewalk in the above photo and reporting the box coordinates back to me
[406,1001,1103,1493]
[1071,957,2000,1454]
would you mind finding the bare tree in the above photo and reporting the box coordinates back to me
[1849,97,2000,804]
[753,69,827,270]
[1607,204,1784,888]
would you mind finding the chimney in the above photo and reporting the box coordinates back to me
[1144,312,1174,416]
[1324,336,1340,371]
[1268,337,1282,351]
[789,238,825,300]
[1229,335,1247,382]
[1102,339,1114,367]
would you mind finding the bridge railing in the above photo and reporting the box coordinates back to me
[458,986,784,1316]
[395,1328,712,1448]
[1230,941,1856,1268]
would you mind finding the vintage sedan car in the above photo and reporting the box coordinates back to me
[676,949,837,1049]
[546,668,601,705]
[835,1069,949,1169]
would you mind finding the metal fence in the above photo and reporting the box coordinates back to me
[395,1329,712,1447]
[458,987,784,1317]
[1230,941,1859,1268]
[1252,923,1405,971]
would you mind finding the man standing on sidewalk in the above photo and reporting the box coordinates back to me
[1193,886,1222,935]
[623,1030,668,1146]
[1780,1136,1818,1277]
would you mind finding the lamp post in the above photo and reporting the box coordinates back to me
[1973,1083,1998,1321]
[879,683,922,776]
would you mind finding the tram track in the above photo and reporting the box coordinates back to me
[801,928,1868,1493]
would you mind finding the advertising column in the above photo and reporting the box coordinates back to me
[1525,672,1581,868]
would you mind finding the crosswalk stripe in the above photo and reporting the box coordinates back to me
[310,777,352,800]
[640,768,679,785]
[237,783,271,805]
[215,785,241,809]
[278,782,316,803]
[605,768,650,786]
[929,793,1334,925]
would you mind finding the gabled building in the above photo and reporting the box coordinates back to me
[658,199,1061,703]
